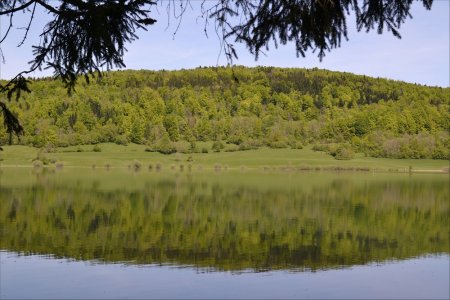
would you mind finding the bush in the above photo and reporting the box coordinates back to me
[224,144,239,152]
[44,143,57,153]
[312,143,330,152]
[31,136,46,148]
[432,145,449,160]
[238,141,258,151]
[201,147,209,153]
[174,141,190,154]
[156,135,176,155]
[189,140,199,153]
[212,141,225,152]
[332,145,355,160]
[114,135,128,146]
[289,141,303,149]
[267,140,288,149]
[92,144,102,152]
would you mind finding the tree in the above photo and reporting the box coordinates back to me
[0,0,435,141]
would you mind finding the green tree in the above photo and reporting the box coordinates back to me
[155,133,176,155]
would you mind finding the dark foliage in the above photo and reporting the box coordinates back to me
[209,0,433,61]
[1,0,157,136]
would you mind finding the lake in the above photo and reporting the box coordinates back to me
[0,168,449,299]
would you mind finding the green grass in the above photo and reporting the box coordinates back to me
[0,143,448,173]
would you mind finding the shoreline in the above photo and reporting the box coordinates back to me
[1,144,448,175]
[0,163,448,174]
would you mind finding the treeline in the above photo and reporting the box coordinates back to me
[1,66,448,159]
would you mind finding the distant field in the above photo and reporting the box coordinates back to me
[0,143,448,173]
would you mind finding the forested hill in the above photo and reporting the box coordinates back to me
[1,66,449,159]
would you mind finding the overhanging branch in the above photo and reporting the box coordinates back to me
[0,0,34,15]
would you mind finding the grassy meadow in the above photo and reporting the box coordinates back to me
[0,143,448,173]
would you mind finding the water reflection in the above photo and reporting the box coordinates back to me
[0,171,448,272]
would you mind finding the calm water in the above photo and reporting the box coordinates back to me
[0,169,449,299]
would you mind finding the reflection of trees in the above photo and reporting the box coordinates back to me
[0,178,448,271]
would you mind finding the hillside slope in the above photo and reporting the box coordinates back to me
[1,66,449,159]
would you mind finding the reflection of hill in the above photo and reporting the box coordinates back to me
[0,175,448,271]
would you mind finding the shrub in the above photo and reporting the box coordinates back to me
[224,144,239,152]
[114,135,128,146]
[212,141,225,152]
[31,136,45,148]
[333,145,355,160]
[174,141,190,154]
[156,135,176,155]
[92,144,102,152]
[312,143,330,152]
[238,141,258,151]
[267,140,288,149]
[289,141,303,149]
[432,145,449,160]
[44,143,57,153]
[189,140,198,153]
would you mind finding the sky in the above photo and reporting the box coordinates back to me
[0,0,449,87]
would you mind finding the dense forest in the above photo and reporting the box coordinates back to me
[1,66,448,159]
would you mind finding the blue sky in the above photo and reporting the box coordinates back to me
[1,0,449,87]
